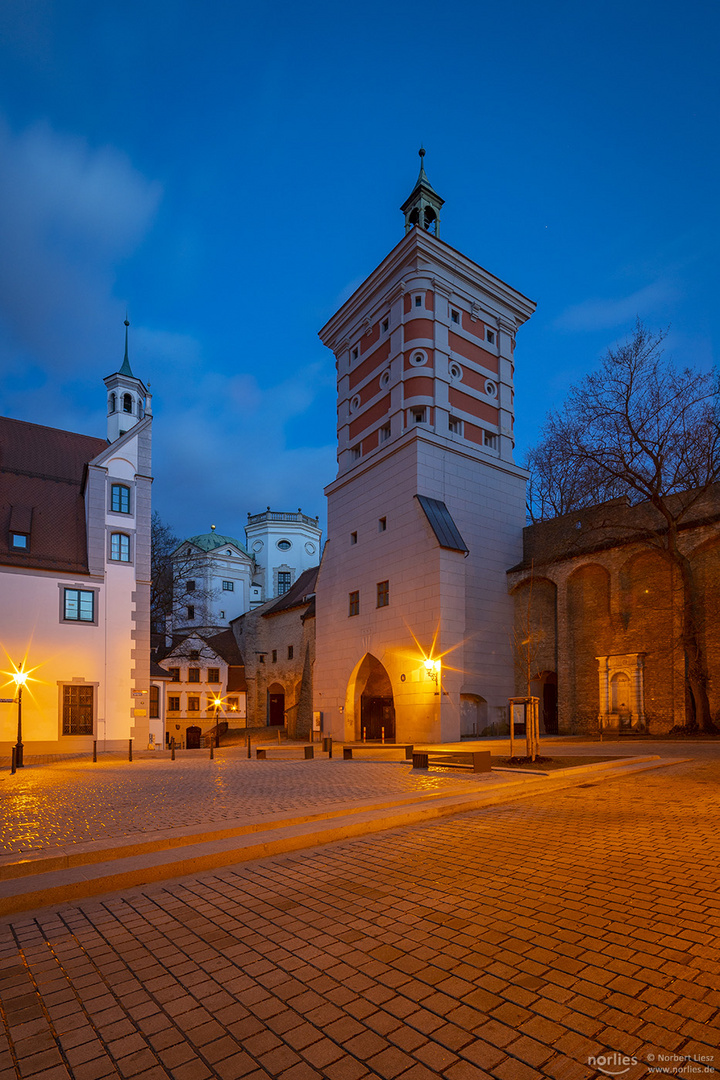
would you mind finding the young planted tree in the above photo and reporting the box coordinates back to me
[527,322,720,731]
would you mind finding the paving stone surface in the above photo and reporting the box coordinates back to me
[0,755,501,858]
[0,740,712,860]
[2,752,720,1078]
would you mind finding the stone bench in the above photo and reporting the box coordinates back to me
[412,750,491,773]
[256,745,315,760]
[343,744,414,760]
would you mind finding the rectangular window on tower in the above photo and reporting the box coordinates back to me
[222,580,234,591]
[349,591,360,617]
[377,580,390,608]
[448,416,463,435]
[277,572,292,595]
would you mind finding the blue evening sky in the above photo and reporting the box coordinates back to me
[0,0,717,542]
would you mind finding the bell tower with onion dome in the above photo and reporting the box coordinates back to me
[313,151,536,745]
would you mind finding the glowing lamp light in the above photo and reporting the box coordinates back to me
[12,671,28,688]
[423,657,441,684]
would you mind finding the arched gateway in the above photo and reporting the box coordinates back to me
[346,654,395,742]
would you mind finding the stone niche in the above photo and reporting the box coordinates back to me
[596,653,646,731]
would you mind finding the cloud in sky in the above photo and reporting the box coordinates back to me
[0,116,162,375]
[553,280,679,333]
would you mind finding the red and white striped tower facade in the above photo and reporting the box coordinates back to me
[314,154,536,744]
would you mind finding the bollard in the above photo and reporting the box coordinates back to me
[11,747,16,775]
[93,739,97,763]
[128,738,133,762]
[304,745,314,760]
[210,741,214,760]
[247,732,251,758]
[277,729,281,745]
[171,737,176,761]
[381,726,385,744]
[323,736,333,759]
[328,736,332,759]
[362,726,366,743]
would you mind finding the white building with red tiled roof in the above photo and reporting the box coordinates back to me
[0,327,153,756]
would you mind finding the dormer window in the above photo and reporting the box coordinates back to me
[122,393,133,414]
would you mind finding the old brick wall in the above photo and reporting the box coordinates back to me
[508,496,720,734]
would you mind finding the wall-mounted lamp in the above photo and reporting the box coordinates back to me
[423,658,441,685]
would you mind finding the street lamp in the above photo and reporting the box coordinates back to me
[12,669,28,768]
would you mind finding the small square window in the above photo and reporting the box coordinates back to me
[412,408,426,424]
[168,696,180,711]
[288,645,294,660]
[486,329,496,344]
[222,580,234,591]
[272,649,277,663]
[64,588,95,623]
[382,318,389,333]
[10,532,28,549]
[484,431,498,449]
[351,446,361,461]
[380,424,391,442]
[189,650,200,661]
[451,309,460,324]
[207,667,220,683]
[350,531,357,545]
[378,517,386,532]
[188,668,200,683]
[448,416,462,435]
[376,580,389,608]
[188,696,200,712]
[259,655,265,664]
[186,580,196,592]
[169,667,180,682]
[349,590,360,617]
[111,484,130,513]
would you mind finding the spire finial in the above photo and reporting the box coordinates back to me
[419,146,425,159]
[119,313,134,377]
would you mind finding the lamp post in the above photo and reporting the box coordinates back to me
[13,670,28,769]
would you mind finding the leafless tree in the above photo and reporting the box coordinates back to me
[151,513,218,634]
[527,322,720,731]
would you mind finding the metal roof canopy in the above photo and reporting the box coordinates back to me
[415,494,469,555]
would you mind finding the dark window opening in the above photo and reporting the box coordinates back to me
[63,685,94,735]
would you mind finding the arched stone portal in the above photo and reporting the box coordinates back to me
[346,654,395,742]
[267,682,285,727]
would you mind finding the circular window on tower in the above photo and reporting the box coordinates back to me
[449,362,462,381]
[380,370,391,388]
[485,380,497,398]
[409,350,427,367]
[305,542,316,555]
[251,540,263,552]
[277,539,292,551]
[350,394,361,413]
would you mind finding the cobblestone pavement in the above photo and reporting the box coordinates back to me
[0,740,716,860]
[0,755,503,858]
[1,755,719,1080]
